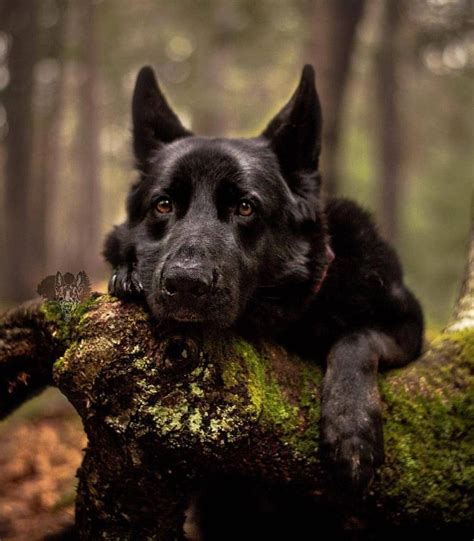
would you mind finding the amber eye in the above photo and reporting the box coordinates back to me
[237,199,254,217]
[155,197,173,214]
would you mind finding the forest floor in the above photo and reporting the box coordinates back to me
[0,389,85,541]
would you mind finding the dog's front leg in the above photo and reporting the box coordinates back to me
[320,330,388,496]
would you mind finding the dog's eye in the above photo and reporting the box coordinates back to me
[237,199,254,217]
[155,197,173,214]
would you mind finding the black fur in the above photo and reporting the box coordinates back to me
[103,65,423,504]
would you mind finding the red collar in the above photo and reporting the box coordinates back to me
[312,244,335,294]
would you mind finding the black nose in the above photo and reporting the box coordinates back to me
[162,266,212,298]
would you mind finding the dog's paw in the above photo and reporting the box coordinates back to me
[320,398,384,496]
[108,266,143,299]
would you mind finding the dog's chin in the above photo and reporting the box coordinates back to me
[147,300,238,329]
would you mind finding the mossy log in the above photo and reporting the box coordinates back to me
[1,292,473,538]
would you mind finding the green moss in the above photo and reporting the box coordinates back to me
[53,335,116,388]
[228,338,321,462]
[188,409,203,433]
[293,365,323,457]
[150,401,188,436]
[40,294,103,346]
[379,331,474,523]
[40,300,72,344]
[227,339,265,412]
[132,356,153,371]
[261,376,299,428]
[440,328,474,369]
[53,352,68,371]
[189,382,204,397]
[72,293,102,322]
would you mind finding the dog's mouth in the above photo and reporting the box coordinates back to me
[153,291,210,321]
[147,286,240,327]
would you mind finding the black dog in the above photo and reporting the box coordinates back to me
[104,65,423,498]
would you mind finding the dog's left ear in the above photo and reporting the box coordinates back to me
[262,65,322,178]
[132,66,192,169]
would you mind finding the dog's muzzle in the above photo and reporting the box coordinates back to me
[158,263,218,321]
[162,264,214,298]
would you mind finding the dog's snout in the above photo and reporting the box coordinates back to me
[162,266,212,298]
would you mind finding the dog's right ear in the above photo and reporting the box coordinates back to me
[132,66,192,169]
[262,65,322,179]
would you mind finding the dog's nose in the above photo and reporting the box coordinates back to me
[162,266,212,298]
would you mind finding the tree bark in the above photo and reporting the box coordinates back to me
[0,298,67,417]
[310,0,366,197]
[0,288,472,537]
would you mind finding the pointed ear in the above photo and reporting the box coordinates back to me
[262,65,322,178]
[132,66,192,169]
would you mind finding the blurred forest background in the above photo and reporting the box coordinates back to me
[0,0,473,328]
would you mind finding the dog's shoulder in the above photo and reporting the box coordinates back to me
[283,197,417,356]
[325,197,402,283]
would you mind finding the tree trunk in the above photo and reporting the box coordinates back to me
[0,0,38,302]
[0,282,472,537]
[30,0,69,280]
[192,2,233,136]
[310,0,366,197]
[375,0,403,245]
[73,0,102,279]
[448,215,474,332]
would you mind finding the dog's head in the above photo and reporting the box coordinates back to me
[114,65,329,329]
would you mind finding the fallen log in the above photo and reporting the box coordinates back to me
[0,286,473,538]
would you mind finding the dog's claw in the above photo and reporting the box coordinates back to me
[131,273,143,293]
[108,266,143,299]
[109,273,117,294]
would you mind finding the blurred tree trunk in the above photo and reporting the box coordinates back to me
[30,0,69,281]
[194,47,231,135]
[311,0,366,197]
[448,215,474,332]
[73,0,102,279]
[0,0,38,302]
[192,3,232,135]
[375,0,403,245]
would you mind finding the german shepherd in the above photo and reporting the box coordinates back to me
[104,64,423,517]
